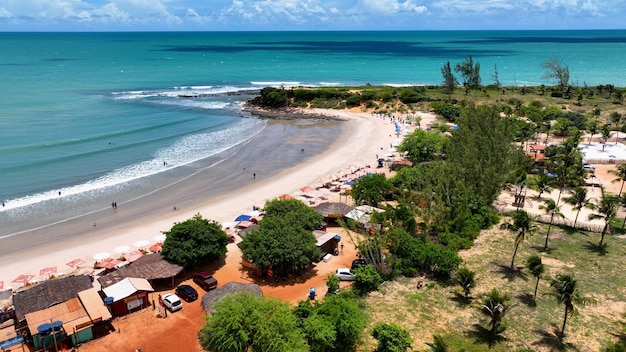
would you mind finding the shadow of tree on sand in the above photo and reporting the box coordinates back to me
[492,261,529,282]
[449,291,473,307]
[581,241,608,256]
[531,327,579,351]
[467,323,507,349]
[517,292,537,308]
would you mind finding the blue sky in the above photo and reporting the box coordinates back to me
[0,0,624,31]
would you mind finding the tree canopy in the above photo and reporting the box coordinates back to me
[351,173,392,207]
[161,213,229,267]
[198,291,307,352]
[240,199,322,277]
[398,129,449,164]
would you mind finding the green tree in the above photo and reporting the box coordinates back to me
[198,292,307,352]
[541,56,570,90]
[353,264,382,296]
[241,199,322,277]
[453,267,477,298]
[531,174,554,199]
[588,188,619,248]
[546,273,596,338]
[351,173,392,207]
[371,323,413,352]
[563,186,593,227]
[502,210,536,269]
[539,199,564,250]
[398,129,449,164]
[448,104,521,202]
[608,163,626,197]
[611,112,623,143]
[241,216,320,278]
[326,274,340,296]
[526,255,545,300]
[426,335,449,352]
[454,55,481,90]
[161,213,229,267]
[587,120,598,145]
[602,124,612,150]
[479,288,512,347]
[303,295,367,351]
[441,61,458,95]
[258,86,290,108]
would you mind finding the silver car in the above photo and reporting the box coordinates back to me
[335,268,355,281]
[162,293,182,312]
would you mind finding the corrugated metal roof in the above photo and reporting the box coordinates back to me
[24,298,91,336]
[102,278,153,303]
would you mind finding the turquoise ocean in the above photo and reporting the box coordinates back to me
[1,30,626,237]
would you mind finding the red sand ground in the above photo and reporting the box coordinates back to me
[79,226,359,352]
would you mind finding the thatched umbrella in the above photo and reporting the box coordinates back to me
[313,202,354,218]
[201,282,263,313]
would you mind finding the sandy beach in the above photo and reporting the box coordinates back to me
[0,109,424,290]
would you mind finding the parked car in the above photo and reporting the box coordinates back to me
[193,271,218,291]
[351,259,368,270]
[162,293,182,312]
[335,268,355,281]
[583,163,595,173]
[175,284,198,302]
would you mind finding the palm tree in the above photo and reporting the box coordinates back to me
[526,255,545,300]
[531,173,554,199]
[546,273,596,338]
[611,112,623,143]
[454,268,477,298]
[426,335,449,352]
[602,124,612,151]
[563,186,594,227]
[502,210,536,269]
[588,188,619,248]
[479,288,512,346]
[539,199,565,250]
[608,163,626,197]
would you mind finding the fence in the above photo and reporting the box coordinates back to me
[493,205,606,233]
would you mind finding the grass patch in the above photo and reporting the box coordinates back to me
[360,220,626,351]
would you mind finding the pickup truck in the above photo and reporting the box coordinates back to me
[193,271,218,291]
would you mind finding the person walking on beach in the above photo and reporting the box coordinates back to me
[253,173,256,180]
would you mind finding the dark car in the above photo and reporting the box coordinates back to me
[351,258,368,270]
[175,284,198,302]
[193,271,218,291]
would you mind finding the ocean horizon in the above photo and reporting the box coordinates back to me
[1,30,625,236]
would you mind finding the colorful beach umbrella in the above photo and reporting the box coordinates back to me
[66,258,86,268]
[95,258,120,269]
[39,266,57,276]
[149,243,162,253]
[124,250,144,262]
[12,274,35,284]
[0,281,4,290]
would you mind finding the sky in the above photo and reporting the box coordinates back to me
[0,0,624,31]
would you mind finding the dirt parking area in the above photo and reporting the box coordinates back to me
[80,226,360,352]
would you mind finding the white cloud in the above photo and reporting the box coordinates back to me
[361,0,428,14]
[0,7,16,18]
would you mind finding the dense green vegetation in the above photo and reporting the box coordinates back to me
[214,57,626,351]
[161,213,229,267]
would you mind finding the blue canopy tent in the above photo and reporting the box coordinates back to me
[234,214,252,222]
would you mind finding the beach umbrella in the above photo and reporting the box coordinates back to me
[39,266,57,276]
[149,243,162,253]
[0,281,3,290]
[66,258,86,268]
[300,186,315,193]
[234,214,252,222]
[114,245,131,254]
[134,240,150,248]
[124,250,144,263]
[95,258,120,269]
[277,193,293,200]
[93,252,110,261]
[153,234,167,242]
[12,274,35,284]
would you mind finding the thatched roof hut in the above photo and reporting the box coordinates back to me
[12,275,93,321]
[98,253,184,289]
[201,282,263,313]
[313,202,354,218]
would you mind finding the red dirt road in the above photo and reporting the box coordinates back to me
[80,226,360,352]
